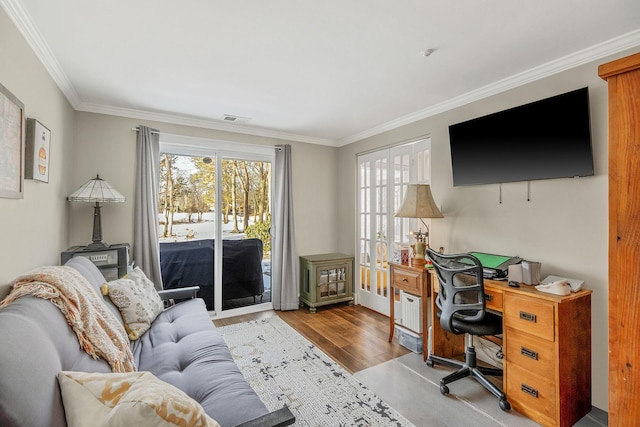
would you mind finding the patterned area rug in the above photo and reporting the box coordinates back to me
[218,316,414,427]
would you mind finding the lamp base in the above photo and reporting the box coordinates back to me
[411,257,427,267]
[83,241,110,251]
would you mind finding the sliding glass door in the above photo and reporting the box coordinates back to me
[159,135,275,317]
[356,139,431,315]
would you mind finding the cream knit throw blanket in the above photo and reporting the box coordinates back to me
[0,265,136,373]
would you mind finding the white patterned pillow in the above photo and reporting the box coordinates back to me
[101,267,164,340]
[57,371,220,427]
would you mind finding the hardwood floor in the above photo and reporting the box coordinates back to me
[213,303,410,374]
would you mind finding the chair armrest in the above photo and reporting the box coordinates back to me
[235,406,295,427]
[157,286,200,307]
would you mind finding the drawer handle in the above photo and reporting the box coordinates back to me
[484,293,493,302]
[402,278,409,282]
[406,297,415,303]
[519,311,537,323]
[521,384,539,398]
[520,346,538,360]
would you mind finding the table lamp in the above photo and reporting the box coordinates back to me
[394,184,443,267]
[67,175,125,250]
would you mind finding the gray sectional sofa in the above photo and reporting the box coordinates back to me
[0,256,293,427]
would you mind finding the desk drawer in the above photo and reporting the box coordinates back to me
[484,288,503,311]
[392,268,421,295]
[507,364,556,426]
[506,329,556,374]
[504,294,555,341]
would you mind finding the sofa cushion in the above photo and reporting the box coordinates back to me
[58,371,220,427]
[131,298,269,427]
[102,267,164,340]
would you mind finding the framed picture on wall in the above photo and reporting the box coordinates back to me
[25,118,51,183]
[0,82,25,199]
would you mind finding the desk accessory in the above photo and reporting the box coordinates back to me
[540,275,584,292]
[535,280,571,296]
[394,184,443,267]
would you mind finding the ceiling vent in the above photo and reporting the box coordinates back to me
[221,114,251,123]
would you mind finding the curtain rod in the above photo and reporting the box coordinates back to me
[131,127,285,151]
[131,127,160,135]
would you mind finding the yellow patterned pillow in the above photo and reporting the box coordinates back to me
[57,371,220,427]
[101,267,164,340]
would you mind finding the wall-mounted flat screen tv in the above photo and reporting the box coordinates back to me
[449,87,594,187]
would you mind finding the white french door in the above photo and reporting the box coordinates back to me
[356,139,432,315]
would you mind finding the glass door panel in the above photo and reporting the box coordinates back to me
[356,139,431,316]
[158,154,216,311]
[220,158,272,312]
[158,142,274,318]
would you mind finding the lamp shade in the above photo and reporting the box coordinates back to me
[67,175,125,203]
[395,184,443,219]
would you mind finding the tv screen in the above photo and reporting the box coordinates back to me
[449,87,594,187]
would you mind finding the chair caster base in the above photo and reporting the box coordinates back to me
[499,399,511,412]
[439,383,449,395]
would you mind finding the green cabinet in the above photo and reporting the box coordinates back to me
[299,253,354,313]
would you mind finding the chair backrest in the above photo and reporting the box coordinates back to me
[426,248,487,334]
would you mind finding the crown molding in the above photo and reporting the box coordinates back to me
[338,29,640,146]
[78,102,337,146]
[4,0,639,148]
[1,0,82,108]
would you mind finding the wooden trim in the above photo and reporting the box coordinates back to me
[598,51,640,80]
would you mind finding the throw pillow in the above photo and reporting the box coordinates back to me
[57,371,220,427]
[101,267,164,340]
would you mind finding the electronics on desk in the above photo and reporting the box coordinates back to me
[508,260,541,285]
[540,275,584,293]
[536,280,571,296]
[467,252,522,279]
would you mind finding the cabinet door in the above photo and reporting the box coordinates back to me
[317,264,349,301]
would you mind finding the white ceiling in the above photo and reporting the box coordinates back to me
[3,0,640,146]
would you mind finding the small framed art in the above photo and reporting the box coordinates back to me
[25,118,51,183]
[0,82,25,198]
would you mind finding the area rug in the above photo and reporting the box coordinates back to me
[218,316,414,427]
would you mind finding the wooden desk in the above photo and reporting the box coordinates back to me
[428,270,592,427]
[388,263,430,361]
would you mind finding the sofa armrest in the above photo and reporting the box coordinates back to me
[235,406,295,427]
[157,286,200,307]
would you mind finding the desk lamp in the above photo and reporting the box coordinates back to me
[67,175,125,250]
[394,184,443,267]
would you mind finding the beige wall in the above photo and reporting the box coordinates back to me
[336,48,640,411]
[0,9,75,296]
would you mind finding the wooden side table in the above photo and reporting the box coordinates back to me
[388,262,430,361]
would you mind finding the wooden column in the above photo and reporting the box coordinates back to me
[599,51,640,426]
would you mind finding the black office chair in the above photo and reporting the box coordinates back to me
[426,248,510,411]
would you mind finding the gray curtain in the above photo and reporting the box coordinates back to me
[134,125,163,289]
[272,144,298,310]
